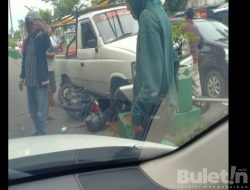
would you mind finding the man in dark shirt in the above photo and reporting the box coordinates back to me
[19,11,51,135]
[182,8,202,97]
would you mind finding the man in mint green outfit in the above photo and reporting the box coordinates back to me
[126,0,180,141]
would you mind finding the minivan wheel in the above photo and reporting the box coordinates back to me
[58,82,93,120]
[204,70,225,98]
[110,79,129,113]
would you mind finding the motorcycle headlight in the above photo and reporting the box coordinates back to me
[224,48,228,63]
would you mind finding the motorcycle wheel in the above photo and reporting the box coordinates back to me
[58,82,93,119]
[58,83,74,105]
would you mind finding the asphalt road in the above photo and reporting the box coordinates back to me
[8,57,228,139]
[8,57,113,139]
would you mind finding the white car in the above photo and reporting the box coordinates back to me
[55,5,193,112]
[9,118,228,189]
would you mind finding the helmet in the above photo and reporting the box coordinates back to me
[25,11,40,24]
[85,111,104,132]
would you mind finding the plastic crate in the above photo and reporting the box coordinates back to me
[118,112,134,139]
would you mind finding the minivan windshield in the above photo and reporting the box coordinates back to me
[93,9,138,44]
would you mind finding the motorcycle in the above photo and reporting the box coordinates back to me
[58,83,112,132]
[58,83,93,114]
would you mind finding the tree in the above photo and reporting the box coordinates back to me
[13,31,21,40]
[8,35,17,49]
[42,0,86,20]
[163,0,187,16]
[91,0,123,6]
[38,9,53,24]
[18,19,25,38]
[172,20,198,56]
[172,21,197,43]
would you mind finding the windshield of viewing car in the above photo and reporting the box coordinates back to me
[194,19,228,42]
[8,2,228,183]
[93,8,138,43]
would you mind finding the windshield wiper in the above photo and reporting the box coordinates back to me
[105,13,118,38]
[109,32,134,43]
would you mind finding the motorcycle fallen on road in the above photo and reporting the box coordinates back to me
[58,83,113,132]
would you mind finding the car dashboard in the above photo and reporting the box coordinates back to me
[9,118,228,190]
[9,166,167,190]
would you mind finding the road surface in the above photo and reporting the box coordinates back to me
[8,57,228,140]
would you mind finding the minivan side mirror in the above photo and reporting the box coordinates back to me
[87,39,97,49]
